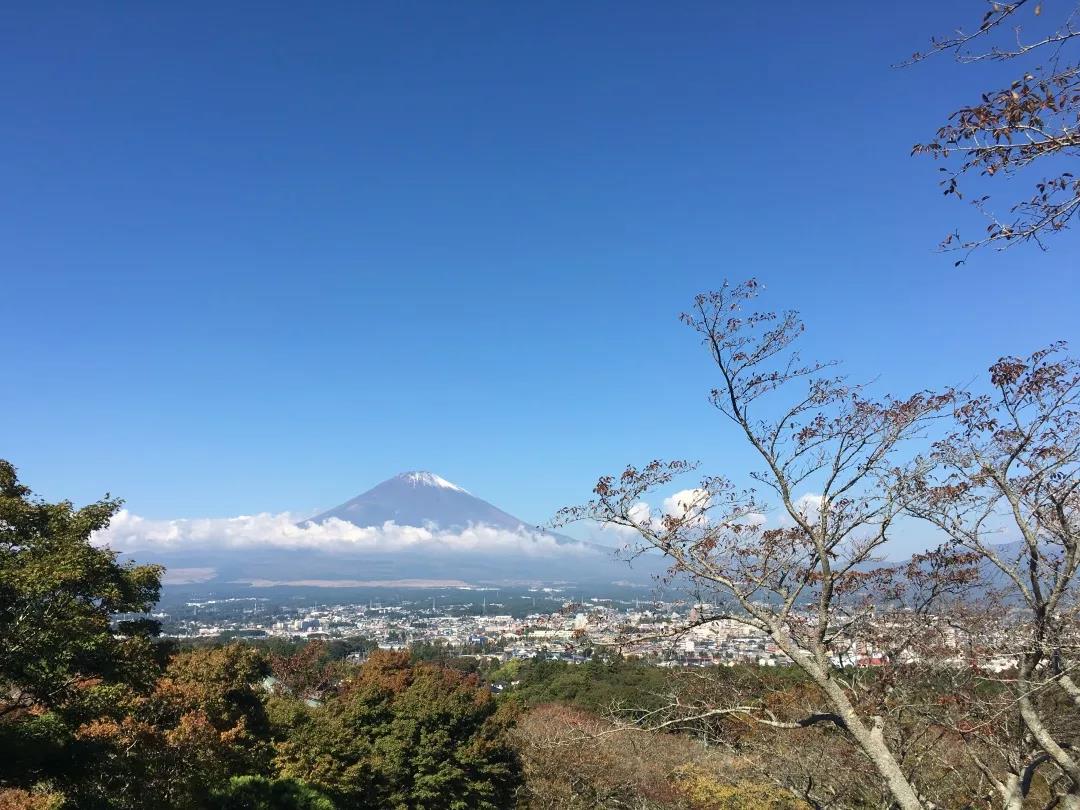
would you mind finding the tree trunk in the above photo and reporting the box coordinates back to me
[1001,774,1023,810]
[1018,655,1080,792]
[769,631,927,810]
[818,677,927,810]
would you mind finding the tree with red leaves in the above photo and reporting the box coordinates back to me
[906,344,1080,808]
[558,280,973,810]
[908,1,1080,257]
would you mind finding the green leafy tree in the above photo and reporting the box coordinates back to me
[209,776,334,810]
[513,654,672,715]
[276,651,522,809]
[69,645,275,809]
[0,460,162,716]
[0,460,161,797]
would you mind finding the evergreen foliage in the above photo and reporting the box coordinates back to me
[275,651,521,809]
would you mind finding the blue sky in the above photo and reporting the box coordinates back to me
[2,1,1074,536]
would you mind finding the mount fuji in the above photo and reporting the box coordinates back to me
[303,471,581,546]
[113,471,660,588]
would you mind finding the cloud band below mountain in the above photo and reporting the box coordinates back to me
[94,510,600,557]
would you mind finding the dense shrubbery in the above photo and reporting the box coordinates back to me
[208,775,335,810]
[275,650,521,809]
[511,655,672,714]
[2,639,522,808]
[512,702,809,810]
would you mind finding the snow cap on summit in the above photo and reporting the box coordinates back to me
[396,471,468,493]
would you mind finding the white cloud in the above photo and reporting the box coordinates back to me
[794,493,825,520]
[777,493,825,527]
[627,501,654,527]
[745,512,767,527]
[585,500,768,546]
[94,510,599,558]
[587,501,657,543]
[662,488,711,523]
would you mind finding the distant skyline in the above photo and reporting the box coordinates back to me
[3,1,1075,545]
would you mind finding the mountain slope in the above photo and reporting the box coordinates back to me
[305,471,579,544]
[119,471,665,589]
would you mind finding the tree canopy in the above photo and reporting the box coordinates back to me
[276,650,521,810]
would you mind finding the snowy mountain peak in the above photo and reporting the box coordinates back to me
[299,469,596,559]
[395,471,468,493]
